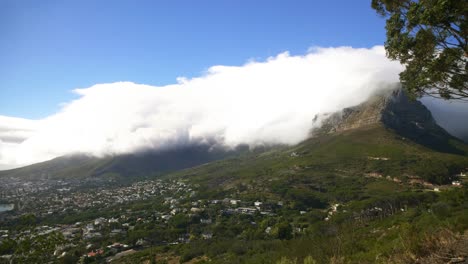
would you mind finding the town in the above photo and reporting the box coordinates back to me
[0,177,305,263]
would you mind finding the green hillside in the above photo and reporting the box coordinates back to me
[111,124,468,264]
[171,124,468,189]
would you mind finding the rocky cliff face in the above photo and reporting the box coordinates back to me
[314,88,464,154]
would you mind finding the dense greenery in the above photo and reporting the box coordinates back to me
[372,0,467,99]
[111,186,467,264]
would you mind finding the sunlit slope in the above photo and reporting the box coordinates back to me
[170,124,468,187]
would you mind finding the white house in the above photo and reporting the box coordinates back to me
[452,181,462,186]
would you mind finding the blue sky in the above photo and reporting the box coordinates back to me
[0,0,386,119]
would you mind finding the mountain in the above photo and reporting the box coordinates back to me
[1,88,467,184]
[314,88,466,154]
[2,88,468,264]
[0,144,248,182]
[119,88,467,263]
[169,88,468,187]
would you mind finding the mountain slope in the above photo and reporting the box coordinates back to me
[170,124,468,189]
[149,89,468,263]
[169,89,468,187]
[1,88,466,184]
[0,144,247,181]
[315,89,466,154]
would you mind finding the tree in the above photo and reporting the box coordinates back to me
[12,231,65,263]
[272,221,293,240]
[372,0,467,99]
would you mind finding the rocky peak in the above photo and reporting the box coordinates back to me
[313,88,463,154]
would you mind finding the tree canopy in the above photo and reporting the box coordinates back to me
[372,0,467,99]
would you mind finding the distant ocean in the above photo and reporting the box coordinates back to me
[0,204,14,212]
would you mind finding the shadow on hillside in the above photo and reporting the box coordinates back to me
[382,94,466,156]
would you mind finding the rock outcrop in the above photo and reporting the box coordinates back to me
[314,88,465,154]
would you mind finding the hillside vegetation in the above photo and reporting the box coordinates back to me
[111,124,468,263]
[172,124,468,188]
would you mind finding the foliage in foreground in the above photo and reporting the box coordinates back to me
[372,0,467,99]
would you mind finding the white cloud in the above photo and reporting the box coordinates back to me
[0,45,405,169]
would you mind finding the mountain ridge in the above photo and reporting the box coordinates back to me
[0,144,248,181]
[314,88,466,154]
[1,88,467,182]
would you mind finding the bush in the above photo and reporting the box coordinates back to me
[431,202,451,218]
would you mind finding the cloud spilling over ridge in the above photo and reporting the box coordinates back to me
[0,46,404,169]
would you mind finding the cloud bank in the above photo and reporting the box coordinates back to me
[0,46,405,169]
